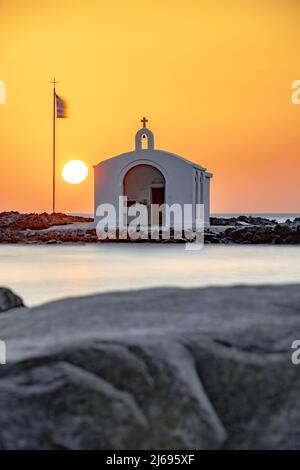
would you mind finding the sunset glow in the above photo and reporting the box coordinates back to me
[1,0,300,213]
[62,160,88,185]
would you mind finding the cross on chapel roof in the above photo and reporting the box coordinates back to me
[141,117,148,128]
[135,118,154,150]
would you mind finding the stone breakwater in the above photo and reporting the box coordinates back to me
[209,215,279,226]
[0,212,300,244]
[0,228,99,244]
[0,211,93,231]
[206,221,300,245]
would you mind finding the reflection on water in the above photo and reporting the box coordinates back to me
[0,244,299,306]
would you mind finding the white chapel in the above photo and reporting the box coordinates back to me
[94,118,213,227]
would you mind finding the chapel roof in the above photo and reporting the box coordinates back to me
[94,118,209,172]
[94,149,207,172]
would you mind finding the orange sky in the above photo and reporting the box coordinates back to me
[1,0,300,214]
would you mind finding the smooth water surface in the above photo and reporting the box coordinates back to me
[0,244,299,306]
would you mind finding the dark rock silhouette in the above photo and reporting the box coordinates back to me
[0,287,24,312]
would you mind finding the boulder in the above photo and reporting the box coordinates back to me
[251,227,274,244]
[0,285,299,449]
[204,232,221,244]
[274,224,292,237]
[0,287,24,313]
[227,227,250,242]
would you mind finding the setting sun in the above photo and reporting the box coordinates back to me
[62,160,88,185]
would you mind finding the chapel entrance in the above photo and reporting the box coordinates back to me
[123,164,165,206]
[123,164,165,226]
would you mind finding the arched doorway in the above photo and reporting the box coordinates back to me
[123,164,165,207]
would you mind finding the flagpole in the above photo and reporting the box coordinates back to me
[51,78,58,214]
[53,84,56,213]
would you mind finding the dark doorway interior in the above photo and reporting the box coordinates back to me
[151,187,165,226]
[151,187,165,205]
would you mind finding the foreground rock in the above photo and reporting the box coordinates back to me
[0,285,299,449]
[0,288,24,313]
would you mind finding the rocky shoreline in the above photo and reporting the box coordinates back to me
[206,221,300,245]
[0,211,300,244]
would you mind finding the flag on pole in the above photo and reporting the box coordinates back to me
[55,94,67,118]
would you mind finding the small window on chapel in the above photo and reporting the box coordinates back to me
[141,134,148,149]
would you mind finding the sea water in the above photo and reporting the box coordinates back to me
[0,243,299,307]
